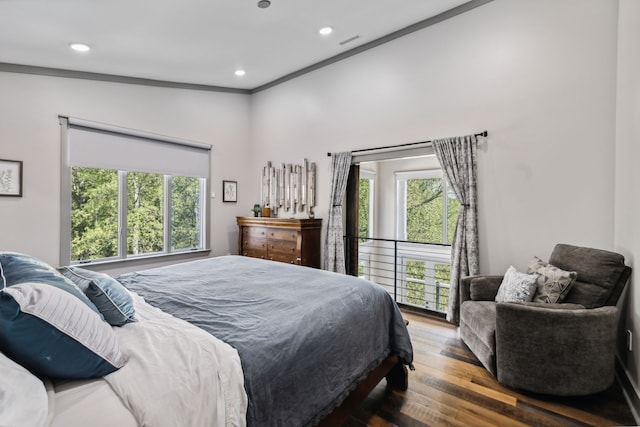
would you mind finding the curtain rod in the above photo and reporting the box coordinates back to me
[327,130,488,157]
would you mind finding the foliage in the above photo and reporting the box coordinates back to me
[358,178,370,240]
[127,172,163,255]
[404,261,451,310]
[71,168,118,261]
[171,176,201,250]
[405,178,459,244]
[71,168,201,261]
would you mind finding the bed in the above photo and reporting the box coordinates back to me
[0,254,413,427]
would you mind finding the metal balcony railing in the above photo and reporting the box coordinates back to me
[345,236,452,315]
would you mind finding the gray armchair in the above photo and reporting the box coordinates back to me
[459,244,631,396]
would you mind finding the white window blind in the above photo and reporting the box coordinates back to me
[64,117,211,178]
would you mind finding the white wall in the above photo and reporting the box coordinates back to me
[615,0,640,410]
[0,72,251,268]
[250,0,619,275]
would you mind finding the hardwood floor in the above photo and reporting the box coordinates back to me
[345,311,637,427]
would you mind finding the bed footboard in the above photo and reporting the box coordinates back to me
[317,354,407,426]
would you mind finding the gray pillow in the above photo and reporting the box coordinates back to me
[495,266,538,303]
[527,256,577,304]
[61,266,136,327]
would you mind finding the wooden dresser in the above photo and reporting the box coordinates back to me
[237,217,322,268]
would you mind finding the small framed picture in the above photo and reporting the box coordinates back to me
[0,159,23,197]
[223,180,237,203]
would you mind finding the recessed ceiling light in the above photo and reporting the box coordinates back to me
[69,43,91,53]
[319,27,333,36]
[235,69,246,77]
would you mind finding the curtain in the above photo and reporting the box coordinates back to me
[433,135,479,324]
[323,152,352,273]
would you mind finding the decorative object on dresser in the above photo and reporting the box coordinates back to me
[261,159,316,217]
[237,216,322,268]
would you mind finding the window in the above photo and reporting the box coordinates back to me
[358,169,375,242]
[61,117,210,265]
[70,169,203,262]
[395,169,458,313]
[396,170,459,244]
[399,255,451,311]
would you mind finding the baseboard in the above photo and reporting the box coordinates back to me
[616,356,640,425]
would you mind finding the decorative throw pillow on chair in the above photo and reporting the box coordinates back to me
[527,256,577,304]
[495,266,539,303]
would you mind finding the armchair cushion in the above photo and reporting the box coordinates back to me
[527,256,577,304]
[549,244,628,308]
[495,266,538,303]
[469,276,503,301]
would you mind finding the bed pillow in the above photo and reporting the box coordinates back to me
[495,266,538,303]
[527,256,577,304]
[0,252,103,319]
[61,267,136,326]
[0,282,127,379]
[0,350,48,427]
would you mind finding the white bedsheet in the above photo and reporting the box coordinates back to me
[50,378,138,427]
[103,292,248,427]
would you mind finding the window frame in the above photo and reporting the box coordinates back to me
[60,117,210,267]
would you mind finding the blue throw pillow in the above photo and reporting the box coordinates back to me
[61,267,136,327]
[0,252,103,319]
[0,282,126,379]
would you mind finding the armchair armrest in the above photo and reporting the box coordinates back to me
[495,303,617,396]
[460,275,503,305]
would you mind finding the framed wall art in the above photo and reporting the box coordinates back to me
[0,159,22,197]
[223,180,237,203]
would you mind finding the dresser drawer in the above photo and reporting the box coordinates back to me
[243,248,267,260]
[244,227,267,239]
[268,239,298,256]
[243,234,267,252]
[268,253,301,265]
[267,228,299,242]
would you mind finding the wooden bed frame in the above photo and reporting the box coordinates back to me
[318,355,408,426]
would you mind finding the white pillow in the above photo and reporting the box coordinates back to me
[0,351,49,427]
[495,266,539,303]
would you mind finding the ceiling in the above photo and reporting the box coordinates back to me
[0,0,476,92]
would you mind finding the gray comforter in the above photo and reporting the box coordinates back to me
[115,255,413,427]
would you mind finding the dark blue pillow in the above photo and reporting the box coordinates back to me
[0,282,126,379]
[0,252,103,319]
[61,267,136,327]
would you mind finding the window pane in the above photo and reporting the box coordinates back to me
[406,260,425,280]
[358,178,370,240]
[406,178,443,243]
[71,167,118,261]
[405,260,425,306]
[171,176,201,251]
[127,172,164,255]
[435,263,451,312]
[446,187,459,244]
